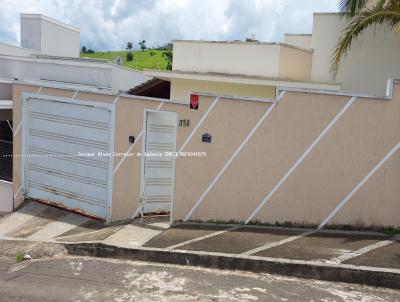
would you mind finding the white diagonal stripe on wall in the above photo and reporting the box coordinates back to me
[13,122,22,137]
[113,130,143,175]
[113,101,164,175]
[183,94,282,221]
[6,120,13,132]
[13,88,42,137]
[245,96,357,224]
[113,96,120,104]
[13,185,23,200]
[178,97,220,153]
[318,141,400,229]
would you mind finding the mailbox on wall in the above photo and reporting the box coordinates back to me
[202,133,212,143]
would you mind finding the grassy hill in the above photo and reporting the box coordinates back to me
[80,49,169,70]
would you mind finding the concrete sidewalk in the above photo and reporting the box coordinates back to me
[144,223,400,270]
[0,201,168,247]
[1,201,399,288]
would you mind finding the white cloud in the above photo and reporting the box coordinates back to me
[0,0,338,51]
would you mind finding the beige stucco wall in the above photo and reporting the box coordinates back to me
[311,13,400,95]
[174,85,400,228]
[278,45,312,81]
[284,34,312,49]
[12,84,75,209]
[252,90,400,227]
[170,78,276,102]
[11,81,400,228]
[0,43,39,57]
[180,93,349,223]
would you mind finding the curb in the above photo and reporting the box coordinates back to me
[64,242,400,290]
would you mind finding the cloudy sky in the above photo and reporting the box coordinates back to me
[1,0,338,51]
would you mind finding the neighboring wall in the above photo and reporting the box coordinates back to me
[0,180,13,212]
[172,40,281,77]
[0,56,112,88]
[170,78,276,102]
[12,81,400,228]
[172,41,313,82]
[284,34,312,49]
[278,45,312,81]
[0,55,150,93]
[0,43,38,57]
[311,13,400,95]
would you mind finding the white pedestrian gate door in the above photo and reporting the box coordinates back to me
[141,110,177,214]
[22,94,114,221]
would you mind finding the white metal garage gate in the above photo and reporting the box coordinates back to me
[22,94,115,221]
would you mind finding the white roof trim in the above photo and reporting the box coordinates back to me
[22,78,111,91]
[172,39,313,53]
[278,78,399,100]
[192,92,274,103]
[145,70,341,91]
[1,78,398,106]
[0,100,13,109]
[0,77,185,105]
[0,54,111,69]
[284,33,312,36]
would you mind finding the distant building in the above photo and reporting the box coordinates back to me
[20,14,80,57]
[145,12,400,102]
[0,14,151,93]
[145,40,339,102]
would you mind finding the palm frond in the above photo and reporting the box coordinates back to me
[339,0,369,16]
[330,7,400,76]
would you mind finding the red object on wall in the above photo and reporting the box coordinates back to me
[190,94,199,110]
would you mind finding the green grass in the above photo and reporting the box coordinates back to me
[80,49,169,71]
[15,253,24,263]
[383,228,400,236]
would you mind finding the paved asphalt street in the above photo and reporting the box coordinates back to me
[0,256,399,302]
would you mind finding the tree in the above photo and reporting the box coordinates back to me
[126,51,133,61]
[126,41,133,50]
[163,43,173,70]
[86,49,95,54]
[139,40,147,51]
[81,46,87,53]
[331,0,400,76]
